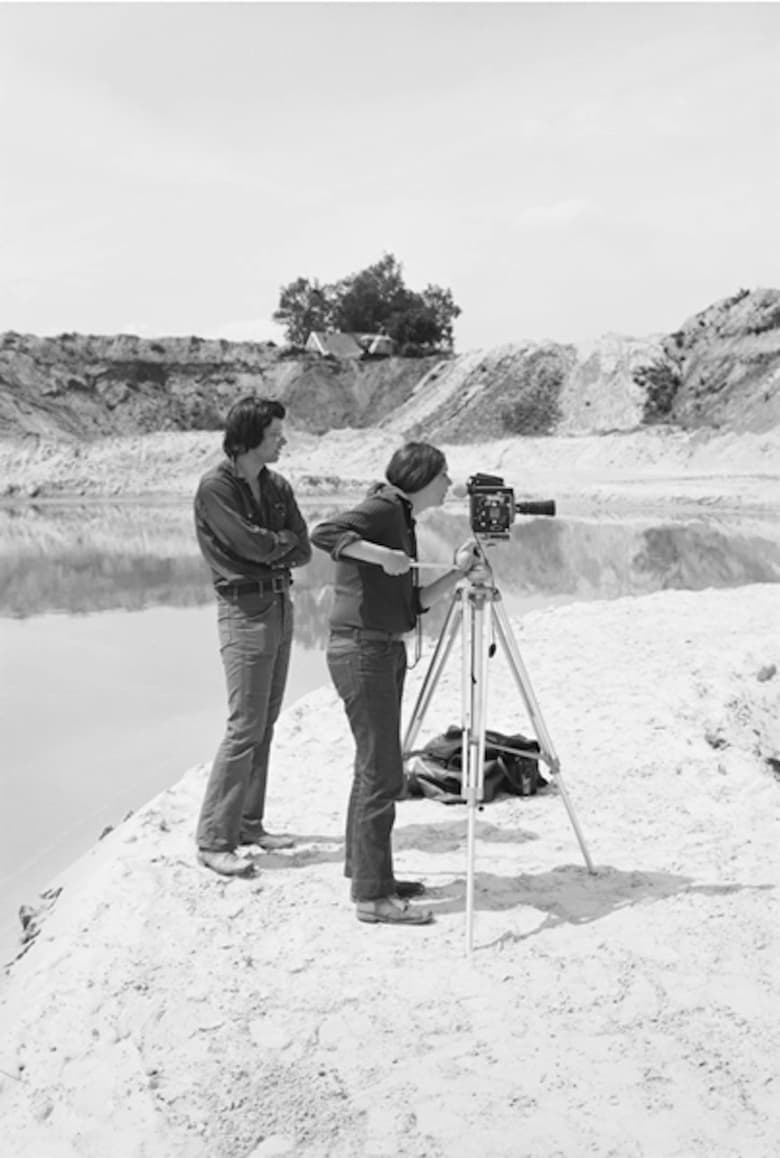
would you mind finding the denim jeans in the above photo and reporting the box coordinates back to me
[326,630,407,901]
[196,590,293,852]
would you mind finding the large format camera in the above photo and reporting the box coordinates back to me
[466,473,556,539]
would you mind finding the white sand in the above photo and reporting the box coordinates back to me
[0,577,778,1157]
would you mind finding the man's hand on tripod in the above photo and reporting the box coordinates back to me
[453,538,481,573]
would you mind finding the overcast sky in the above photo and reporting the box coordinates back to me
[1,2,778,352]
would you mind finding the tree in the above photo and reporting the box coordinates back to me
[273,253,461,354]
[333,253,412,335]
[271,277,335,347]
[420,284,460,351]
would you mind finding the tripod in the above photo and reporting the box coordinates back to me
[403,546,595,953]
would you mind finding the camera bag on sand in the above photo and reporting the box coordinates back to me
[406,725,547,805]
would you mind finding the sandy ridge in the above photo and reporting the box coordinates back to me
[1,426,780,512]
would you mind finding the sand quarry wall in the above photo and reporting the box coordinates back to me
[1,288,779,451]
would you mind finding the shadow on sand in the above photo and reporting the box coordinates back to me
[391,816,774,946]
[425,862,774,947]
[186,819,775,952]
[249,832,345,872]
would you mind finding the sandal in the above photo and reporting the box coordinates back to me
[356,896,434,926]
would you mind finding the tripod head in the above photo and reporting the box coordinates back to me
[459,536,498,590]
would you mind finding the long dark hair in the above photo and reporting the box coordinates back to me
[385,441,446,494]
[222,396,286,457]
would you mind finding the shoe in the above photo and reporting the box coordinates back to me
[240,828,295,851]
[393,879,426,899]
[356,897,434,926]
[197,849,256,878]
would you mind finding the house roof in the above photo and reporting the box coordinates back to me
[306,332,364,358]
[306,331,394,358]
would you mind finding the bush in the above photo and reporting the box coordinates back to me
[499,353,565,435]
[634,359,681,422]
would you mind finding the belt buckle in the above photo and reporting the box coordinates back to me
[270,574,286,594]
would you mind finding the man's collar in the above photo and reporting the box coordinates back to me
[382,482,415,517]
[226,458,269,481]
[383,482,411,504]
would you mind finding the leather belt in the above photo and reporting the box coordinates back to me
[219,573,292,596]
[330,626,406,643]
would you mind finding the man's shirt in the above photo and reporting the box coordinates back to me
[194,459,311,591]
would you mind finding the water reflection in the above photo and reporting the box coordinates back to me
[1,501,778,638]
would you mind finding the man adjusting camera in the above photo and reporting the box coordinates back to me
[311,441,479,926]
